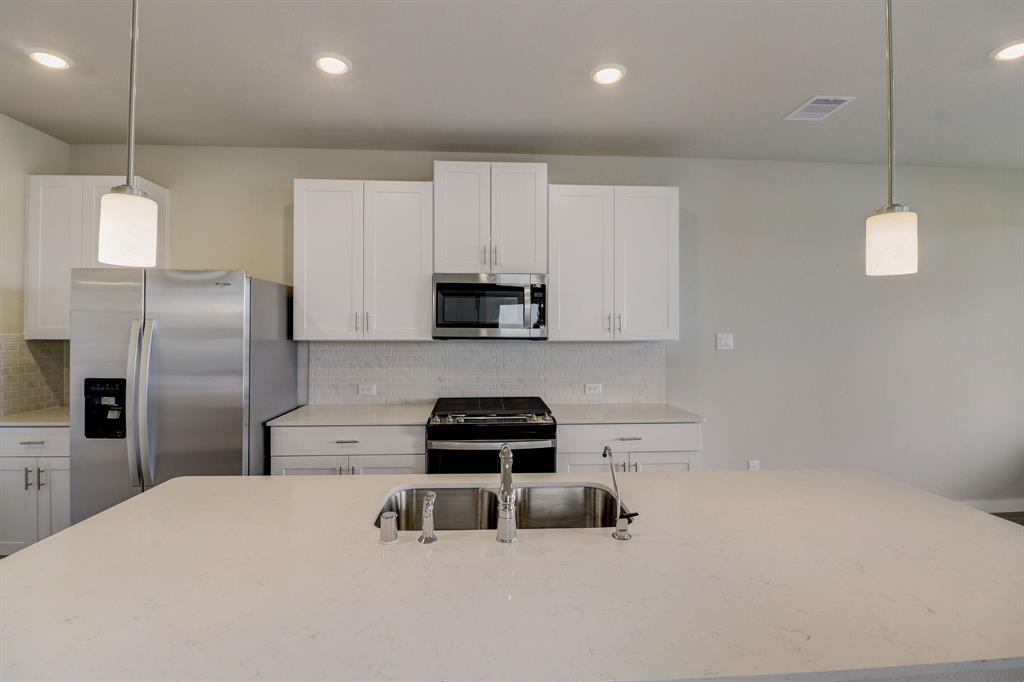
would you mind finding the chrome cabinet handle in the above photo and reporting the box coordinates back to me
[605,314,612,332]
[334,440,359,444]
[18,440,45,446]
[616,313,623,331]
[481,244,488,266]
[350,465,356,475]
[36,467,45,488]
[631,462,639,472]
[365,311,370,332]
[617,436,642,442]
[24,467,32,491]
[354,311,360,332]
[493,245,499,268]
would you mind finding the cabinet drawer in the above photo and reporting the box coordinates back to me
[271,425,425,456]
[557,423,701,454]
[270,455,345,476]
[0,428,70,458]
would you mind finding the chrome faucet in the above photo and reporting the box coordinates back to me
[417,490,438,544]
[496,443,517,544]
[602,446,638,541]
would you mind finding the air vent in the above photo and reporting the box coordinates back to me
[785,96,857,121]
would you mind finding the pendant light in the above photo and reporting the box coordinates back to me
[865,0,918,276]
[98,0,158,267]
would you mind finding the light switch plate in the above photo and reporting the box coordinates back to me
[716,333,735,351]
[748,459,760,471]
[358,384,377,396]
[585,383,603,395]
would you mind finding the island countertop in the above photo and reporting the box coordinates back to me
[2,470,1022,682]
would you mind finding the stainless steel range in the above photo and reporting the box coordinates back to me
[426,397,556,473]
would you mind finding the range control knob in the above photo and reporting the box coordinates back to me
[446,415,454,424]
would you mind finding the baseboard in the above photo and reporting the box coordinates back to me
[958,498,1024,513]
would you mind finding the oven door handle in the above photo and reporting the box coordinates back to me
[427,440,555,451]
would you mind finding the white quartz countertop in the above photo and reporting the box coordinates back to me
[268,402,704,427]
[267,403,435,426]
[3,470,1022,682]
[0,405,70,427]
[550,402,704,424]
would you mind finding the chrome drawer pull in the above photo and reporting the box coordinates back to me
[24,467,32,491]
[36,467,45,488]
[334,440,359,444]
[19,440,46,446]
[617,437,642,442]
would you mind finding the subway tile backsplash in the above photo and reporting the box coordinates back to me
[308,341,666,405]
[0,333,68,416]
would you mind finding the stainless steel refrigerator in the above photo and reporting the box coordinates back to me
[70,269,298,523]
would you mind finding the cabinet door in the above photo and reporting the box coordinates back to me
[364,182,433,340]
[548,185,614,341]
[293,180,364,340]
[433,161,490,273]
[629,451,693,473]
[270,455,344,476]
[560,451,627,474]
[350,455,426,475]
[81,176,168,268]
[0,458,39,554]
[613,186,679,341]
[24,176,83,339]
[36,457,70,539]
[490,162,547,273]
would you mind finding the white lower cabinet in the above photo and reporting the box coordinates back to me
[0,453,70,555]
[557,422,701,474]
[270,425,425,476]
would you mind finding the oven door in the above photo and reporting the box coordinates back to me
[433,274,546,339]
[426,439,556,474]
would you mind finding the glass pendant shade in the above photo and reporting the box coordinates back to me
[865,209,918,276]
[98,190,158,267]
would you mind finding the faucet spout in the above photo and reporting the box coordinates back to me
[496,443,517,544]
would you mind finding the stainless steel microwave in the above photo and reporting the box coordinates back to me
[432,274,547,339]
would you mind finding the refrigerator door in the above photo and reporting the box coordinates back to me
[70,268,145,523]
[141,270,248,482]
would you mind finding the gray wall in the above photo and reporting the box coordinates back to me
[67,144,1024,506]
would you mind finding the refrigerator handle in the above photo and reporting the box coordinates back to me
[138,319,157,488]
[126,319,143,487]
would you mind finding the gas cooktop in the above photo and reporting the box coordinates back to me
[429,397,554,425]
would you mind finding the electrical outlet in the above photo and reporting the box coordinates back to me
[584,383,602,395]
[358,384,377,396]
[716,333,735,351]
[748,459,760,471]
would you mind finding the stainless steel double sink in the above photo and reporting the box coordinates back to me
[374,484,626,531]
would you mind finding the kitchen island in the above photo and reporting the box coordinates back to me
[2,470,1022,682]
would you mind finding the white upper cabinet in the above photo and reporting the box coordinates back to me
[490,162,547,273]
[364,182,433,340]
[548,185,615,341]
[614,186,679,341]
[293,179,432,341]
[25,175,168,340]
[294,180,364,340]
[433,161,490,273]
[548,185,679,341]
[433,160,547,274]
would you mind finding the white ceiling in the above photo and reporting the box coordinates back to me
[1,0,1022,167]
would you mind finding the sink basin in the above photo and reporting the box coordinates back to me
[374,487,497,531]
[374,484,626,531]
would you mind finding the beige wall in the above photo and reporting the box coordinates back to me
[67,144,1024,505]
[0,113,69,332]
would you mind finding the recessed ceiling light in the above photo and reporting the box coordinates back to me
[991,40,1024,61]
[590,63,626,86]
[28,50,72,70]
[314,52,352,76]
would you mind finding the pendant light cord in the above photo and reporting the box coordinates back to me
[884,0,894,208]
[125,0,140,188]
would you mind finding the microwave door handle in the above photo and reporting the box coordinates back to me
[523,286,532,329]
[125,319,142,487]
[138,319,156,488]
